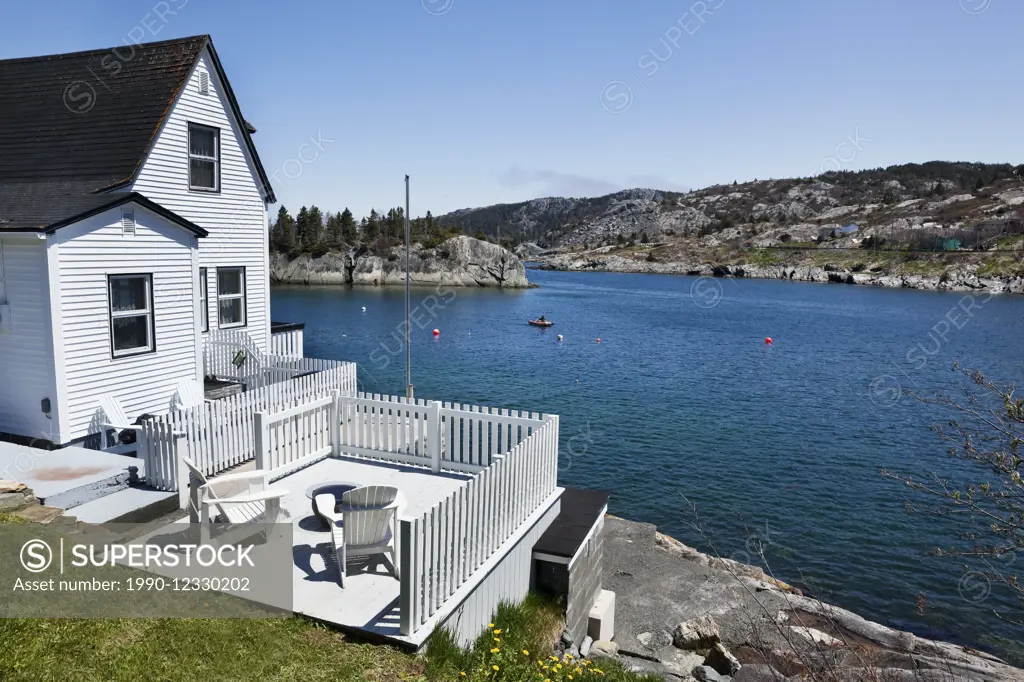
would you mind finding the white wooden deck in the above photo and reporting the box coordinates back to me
[270,456,470,643]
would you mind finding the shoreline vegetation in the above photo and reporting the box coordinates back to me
[267,205,531,288]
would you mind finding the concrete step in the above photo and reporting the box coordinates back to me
[66,486,179,525]
[0,442,143,510]
[51,470,134,510]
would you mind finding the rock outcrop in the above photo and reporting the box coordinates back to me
[538,252,1024,294]
[603,516,1023,682]
[270,236,530,288]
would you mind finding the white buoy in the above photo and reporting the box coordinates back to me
[361,306,366,312]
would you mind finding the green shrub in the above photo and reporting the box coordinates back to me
[425,595,656,681]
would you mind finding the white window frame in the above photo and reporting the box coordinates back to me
[217,266,246,329]
[188,123,220,192]
[108,274,155,358]
[199,267,209,333]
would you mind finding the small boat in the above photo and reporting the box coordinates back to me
[528,319,553,327]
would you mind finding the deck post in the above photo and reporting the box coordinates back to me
[254,411,268,471]
[176,430,191,511]
[329,390,341,457]
[399,518,415,635]
[429,401,442,472]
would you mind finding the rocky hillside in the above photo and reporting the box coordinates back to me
[270,235,529,288]
[437,162,1024,250]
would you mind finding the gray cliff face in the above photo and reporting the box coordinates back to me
[539,252,1024,294]
[270,236,530,288]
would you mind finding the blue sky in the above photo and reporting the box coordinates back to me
[3,0,1022,218]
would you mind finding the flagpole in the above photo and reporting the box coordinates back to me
[405,175,413,400]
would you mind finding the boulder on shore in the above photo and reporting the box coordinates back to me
[673,614,721,649]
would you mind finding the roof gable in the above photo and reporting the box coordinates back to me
[0,36,207,188]
[0,35,275,231]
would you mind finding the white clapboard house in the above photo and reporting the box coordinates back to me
[0,36,610,651]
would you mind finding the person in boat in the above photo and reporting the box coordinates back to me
[538,315,547,323]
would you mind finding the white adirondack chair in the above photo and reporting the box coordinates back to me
[173,378,211,411]
[314,485,401,587]
[98,395,144,452]
[181,455,289,543]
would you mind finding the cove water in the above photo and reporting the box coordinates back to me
[272,269,1024,662]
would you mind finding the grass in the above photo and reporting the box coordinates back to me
[0,618,422,682]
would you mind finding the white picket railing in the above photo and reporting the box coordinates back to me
[269,325,304,358]
[335,394,545,474]
[438,403,543,471]
[256,393,338,480]
[140,361,356,494]
[144,385,561,637]
[205,328,328,388]
[204,328,265,386]
[398,414,560,635]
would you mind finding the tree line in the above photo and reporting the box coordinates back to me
[268,205,467,256]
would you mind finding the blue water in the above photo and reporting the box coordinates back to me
[272,270,1024,662]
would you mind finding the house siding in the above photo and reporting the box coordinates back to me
[0,237,58,443]
[131,48,270,353]
[52,205,199,441]
[439,498,562,647]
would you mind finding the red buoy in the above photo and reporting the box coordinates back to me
[433,329,440,336]
[765,337,773,345]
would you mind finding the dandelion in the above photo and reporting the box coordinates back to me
[523,649,530,656]
[494,629,502,634]
[491,647,500,653]
[493,637,501,643]
[492,665,499,671]
[488,623,494,628]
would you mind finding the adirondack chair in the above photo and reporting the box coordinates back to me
[314,485,401,587]
[173,378,211,411]
[98,395,144,452]
[181,454,289,544]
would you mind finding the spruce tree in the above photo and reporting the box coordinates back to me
[339,208,357,244]
[364,209,380,245]
[272,206,295,253]
[295,206,311,251]
[307,206,325,248]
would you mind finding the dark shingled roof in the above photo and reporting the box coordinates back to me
[0,35,274,232]
[534,487,610,560]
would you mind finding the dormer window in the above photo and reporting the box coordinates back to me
[188,123,220,192]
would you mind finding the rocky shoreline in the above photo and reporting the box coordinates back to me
[599,515,1022,682]
[271,236,530,288]
[536,252,1024,295]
